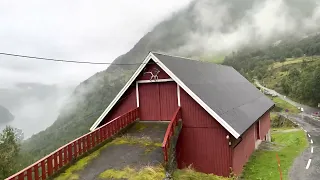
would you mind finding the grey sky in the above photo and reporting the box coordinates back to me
[0,0,192,138]
[0,0,192,87]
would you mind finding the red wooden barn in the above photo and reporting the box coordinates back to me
[90,52,274,176]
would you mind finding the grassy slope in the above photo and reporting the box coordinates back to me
[272,56,319,69]
[270,97,300,114]
[242,129,308,180]
[263,56,320,92]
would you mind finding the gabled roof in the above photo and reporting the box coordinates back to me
[90,52,274,139]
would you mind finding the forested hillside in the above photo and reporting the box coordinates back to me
[14,0,320,174]
[223,33,320,106]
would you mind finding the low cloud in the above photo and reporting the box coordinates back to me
[173,0,320,55]
[0,0,192,86]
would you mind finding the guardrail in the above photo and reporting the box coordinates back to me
[6,108,139,180]
[162,107,181,162]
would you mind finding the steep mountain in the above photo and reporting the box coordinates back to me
[21,0,320,163]
[0,105,14,124]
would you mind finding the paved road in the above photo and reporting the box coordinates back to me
[254,80,319,114]
[286,114,320,180]
[254,80,320,179]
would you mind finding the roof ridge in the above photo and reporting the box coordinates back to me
[151,51,229,67]
[151,51,199,61]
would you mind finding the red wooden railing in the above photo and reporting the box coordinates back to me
[162,107,181,162]
[6,108,139,180]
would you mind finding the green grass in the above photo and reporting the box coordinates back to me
[99,166,230,180]
[112,135,162,147]
[173,168,232,180]
[271,97,300,114]
[270,112,277,121]
[99,165,165,180]
[272,56,319,69]
[242,129,308,180]
[134,123,147,132]
[55,149,102,180]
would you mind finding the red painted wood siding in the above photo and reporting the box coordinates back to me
[101,60,175,124]
[100,86,137,125]
[137,60,170,80]
[159,82,178,120]
[232,111,270,175]
[176,88,232,177]
[259,111,271,139]
[232,123,256,175]
[139,83,161,120]
[139,82,178,120]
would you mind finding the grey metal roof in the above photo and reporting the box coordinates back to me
[152,52,274,136]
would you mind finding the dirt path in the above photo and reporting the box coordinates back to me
[56,121,169,180]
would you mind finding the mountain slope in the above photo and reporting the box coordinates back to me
[21,0,320,163]
[0,105,14,124]
[223,32,320,107]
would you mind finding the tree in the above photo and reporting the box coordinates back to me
[288,68,300,80]
[285,51,292,58]
[0,126,20,179]
[312,67,320,104]
[292,48,303,57]
[281,79,290,95]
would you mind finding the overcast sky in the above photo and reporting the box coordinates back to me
[0,0,192,87]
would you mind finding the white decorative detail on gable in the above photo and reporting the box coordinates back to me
[143,67,160,80]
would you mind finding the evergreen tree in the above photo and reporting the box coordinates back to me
[0,126,20,179]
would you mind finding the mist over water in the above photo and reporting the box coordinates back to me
[0,83,74,139]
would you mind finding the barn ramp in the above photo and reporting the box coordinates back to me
[6,107,182,180]
[55,121,168,180]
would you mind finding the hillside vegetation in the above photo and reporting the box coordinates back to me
[224,33,320,107]
[270,97,300,114]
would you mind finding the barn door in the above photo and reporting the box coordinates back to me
[159,82,178,120]
[138,82,178,121]
[139,83,161,121]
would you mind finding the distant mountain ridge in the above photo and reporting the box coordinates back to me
[0,105,14,124]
